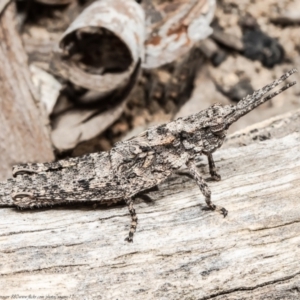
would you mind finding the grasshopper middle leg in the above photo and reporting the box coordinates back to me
[206,152,221,181]
[187,161,227,217]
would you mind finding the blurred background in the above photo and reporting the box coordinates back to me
[0,0,299,179]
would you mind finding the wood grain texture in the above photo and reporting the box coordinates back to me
[225,108,300,149]
[0,3,54,180]
[0,111,299,299]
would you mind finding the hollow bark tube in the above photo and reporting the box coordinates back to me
[53,0,145,92]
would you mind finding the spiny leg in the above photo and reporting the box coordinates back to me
[124,198,138,242]
[206,153,221,181]
[187,161,227,217]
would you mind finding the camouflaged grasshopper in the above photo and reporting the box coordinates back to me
[1,68,297,242]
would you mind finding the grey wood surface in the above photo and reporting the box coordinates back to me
[0,110,299,299]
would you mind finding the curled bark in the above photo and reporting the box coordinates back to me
[46,0,145,151]
[51,0,145,93]
[51,59,141,152]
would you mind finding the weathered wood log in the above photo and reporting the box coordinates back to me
[0,2,54,180]
[0,109,299,298]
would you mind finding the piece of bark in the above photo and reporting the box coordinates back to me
[0,0,10,14]
[51,102,125,152]
[271,15,300,25]
[21,1,83,67]
[51,59,141,152]
[0,111,299,298]
[45,0,144,152]
[197,38,227,66]
[23,33,59,67]
[270,1,300,25]
[34,0,74,4]
[211,28,244,51]
[144,0,216,69]
[0,2,54,180]
[30,64,63,115]
[51,0,144,92]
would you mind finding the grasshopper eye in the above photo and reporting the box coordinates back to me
[209,118,225,134]
[210,124,225,134]
[203,117,225,134]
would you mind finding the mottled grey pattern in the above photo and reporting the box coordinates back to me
[0,68,297,242]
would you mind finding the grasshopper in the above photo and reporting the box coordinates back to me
[2,68,297,242]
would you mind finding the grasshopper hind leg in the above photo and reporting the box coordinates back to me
[124,198,138,242]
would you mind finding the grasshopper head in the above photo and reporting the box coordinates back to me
[201,104,236,136]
